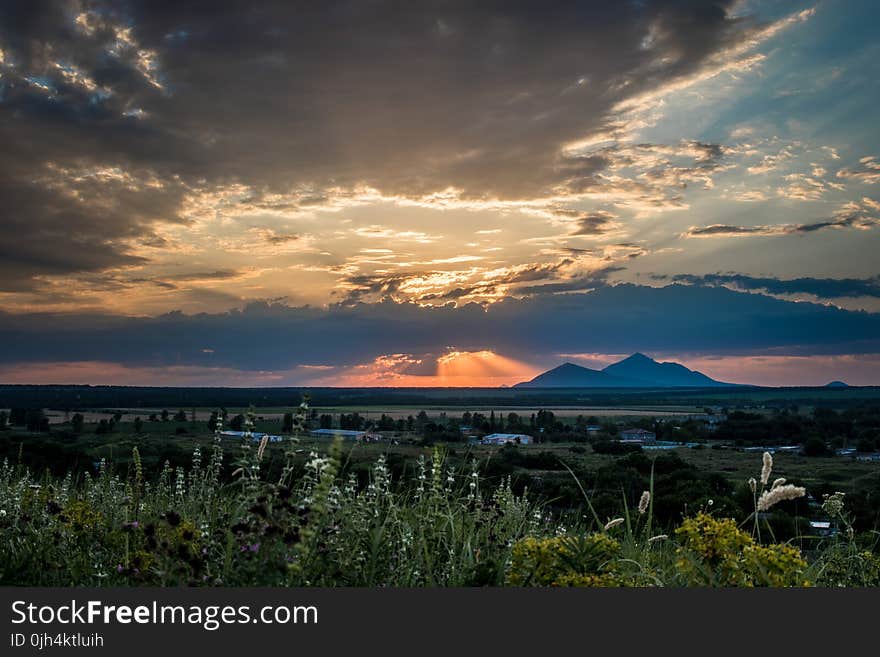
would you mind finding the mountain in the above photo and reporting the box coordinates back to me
[515,353,732,388]
[514,362,640,388]
[825,380,849,388]
[602,353,730,387]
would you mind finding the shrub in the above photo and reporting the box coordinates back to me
[507,534,625,587]
[675,513,810,587]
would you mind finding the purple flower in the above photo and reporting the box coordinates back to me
[116,564,124,573]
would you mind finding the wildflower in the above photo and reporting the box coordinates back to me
[638,491,650,515]
[256,435,269,462]
[0,510,6,518]
[707,499,714,507]
[648,534,668,543]
[772,478,786,489]
[756,484,806,511]
[760,451,773,486]
[822,491,845,517]
[748,477,757,494]
[604,517,624,530]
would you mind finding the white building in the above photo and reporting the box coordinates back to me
[310,428,382,442]
[220,430,284,442]
[481,433,533,445]
[619,428,656,443]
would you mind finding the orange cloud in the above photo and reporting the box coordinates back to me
[326,350,541,387]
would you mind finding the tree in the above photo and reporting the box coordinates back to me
[161,409,169,422]
[113,412,123,424]
[71,413,85,434]
[0,411,7,430]
[133,417,144,433]
[319,414,333,429]
[149,413,158,422]
[229,414,245,431]
[208,411,219,432]
[10,408,27,426]
[282,412,294,433]
[25,409,48,432]
[173,409,187,422]
[803,437,831,457]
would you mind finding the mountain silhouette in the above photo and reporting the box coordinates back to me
[602,352,729,387]
[515,353,733,388]
[514,362,640,388]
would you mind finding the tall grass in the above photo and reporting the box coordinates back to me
[0,416,878,587]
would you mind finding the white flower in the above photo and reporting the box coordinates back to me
[760,451,773,486]
[822,491,845,516]
[604,517,624,530]
[638,491,650,515]
[0,509,6,517]
[757,484,806,511]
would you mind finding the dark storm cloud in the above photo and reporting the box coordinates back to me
[2,284,878,371]
[683,202,879,238]
[1,0,755,285]
[661,273,880,300]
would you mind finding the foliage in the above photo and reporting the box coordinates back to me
[674,513,810,587]
[0,407,876,587]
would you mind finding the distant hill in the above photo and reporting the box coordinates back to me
[514,362,643,388]
[602,353,731,387]
[515,353,733,388]
[825,380,849,388]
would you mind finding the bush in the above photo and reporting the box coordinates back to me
[507,534,625,587]
[675,513,810,587]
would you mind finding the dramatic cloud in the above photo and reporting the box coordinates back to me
[0,0,816,292]
[2,1,879,385]
[662,273,880,300]
[2,285,879,378]
[683,199,879,238]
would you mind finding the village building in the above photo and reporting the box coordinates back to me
[618,428,656,443]
[310,428,383,442]
[220,430,284,442]
[481,433,533,445]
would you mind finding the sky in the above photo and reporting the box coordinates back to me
[1,0,879,387]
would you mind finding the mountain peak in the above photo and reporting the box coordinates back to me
[515,353,733,388]
[601,352,731,387]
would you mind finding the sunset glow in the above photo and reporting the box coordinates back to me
[1,1,878,386]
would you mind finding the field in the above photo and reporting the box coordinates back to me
[2,389,880,587]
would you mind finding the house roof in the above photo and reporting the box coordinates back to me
[310,428,366,436]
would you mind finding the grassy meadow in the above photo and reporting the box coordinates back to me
[2,399,880,587]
